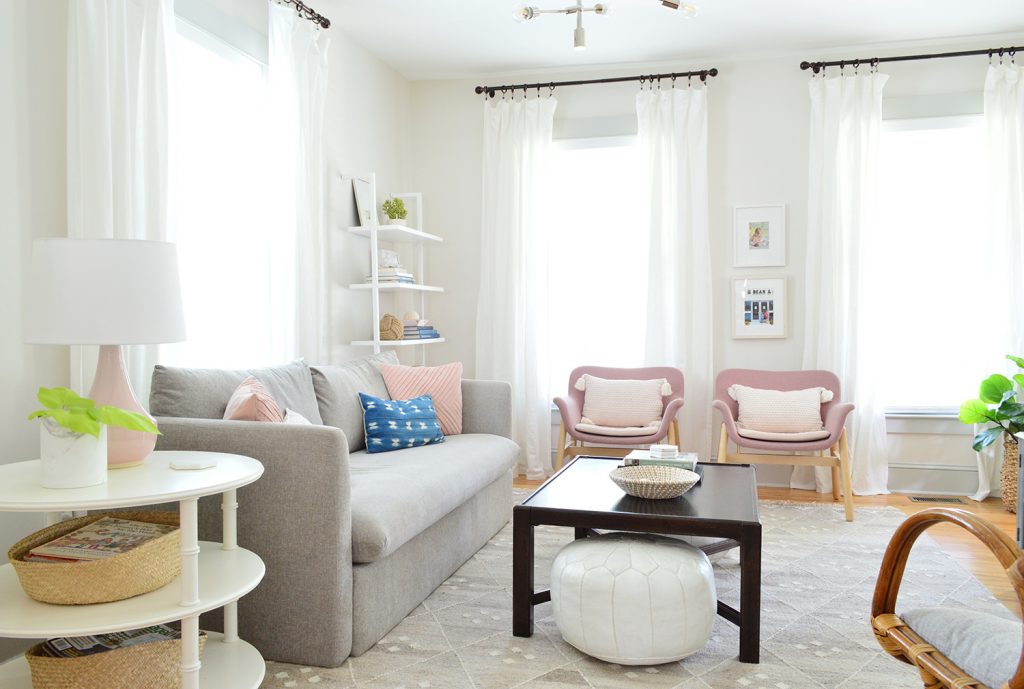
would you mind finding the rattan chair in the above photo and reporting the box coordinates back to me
[871,507,1024,689]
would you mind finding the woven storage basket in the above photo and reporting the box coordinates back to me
[1001,436,1019,514]
[8,511,180,605]
[609,465,699,500]
[26,632,206,689]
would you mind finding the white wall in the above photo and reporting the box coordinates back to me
[408,37,1024,492]
[0,0,71,661]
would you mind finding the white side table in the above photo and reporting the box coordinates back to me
[0,451,265,689]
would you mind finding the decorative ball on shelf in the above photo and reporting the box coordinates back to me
[403,310,421,323]
[380,314,403,340]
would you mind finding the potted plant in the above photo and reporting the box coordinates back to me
[29,387,160,489]
[959,354,1024,512]
[382,197,408,227]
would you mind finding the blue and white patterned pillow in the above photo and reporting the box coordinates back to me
[359,392,445,454]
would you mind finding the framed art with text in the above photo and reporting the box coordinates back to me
[733,277,787,339]
[733,204,786,267]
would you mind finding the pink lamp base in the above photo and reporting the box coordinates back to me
[88,345,158,469]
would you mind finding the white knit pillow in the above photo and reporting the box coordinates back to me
[575,374,669,428]
[727,384,834,433]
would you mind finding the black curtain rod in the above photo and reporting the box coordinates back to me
[275,0,330,29]
[800,45,1022,73]
[473,68,719,97]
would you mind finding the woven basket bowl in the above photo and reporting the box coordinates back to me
[8,511,180,605]
[26,632,206,689]
[609,466,700,500]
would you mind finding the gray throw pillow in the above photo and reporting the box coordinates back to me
[901,606,1020,689]
[150,359,323,425]
[311,351,399,452]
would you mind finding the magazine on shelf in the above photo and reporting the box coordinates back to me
[28,517,176,563]
[37,625,182,658]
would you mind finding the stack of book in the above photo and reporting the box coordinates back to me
[23,517,176,564]
[402,319,441,340]
[365,267,414,285]
[35,625,181,658]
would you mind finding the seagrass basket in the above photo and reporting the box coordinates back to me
[8,510,180,605]
[25,632,206,689]
[609,465,700,500]
[1001,436,1019,514]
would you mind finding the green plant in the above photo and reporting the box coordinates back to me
[382,197,407,220]
[29,387,160,439]
[958,354,1024,451]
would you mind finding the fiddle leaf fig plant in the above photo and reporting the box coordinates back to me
[29,387,160,439]
[959,355,1024,451]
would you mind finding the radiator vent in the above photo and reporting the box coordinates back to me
[908,496,966,504]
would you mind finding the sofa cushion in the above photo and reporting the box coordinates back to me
[224,376,284,422]
[359,392,445,453]
[727,384,832,433]
[901,607,1020,689]
[349,433,518,563]
[311,352,398,452]
[380,361,464,435]
[150,359,322,424]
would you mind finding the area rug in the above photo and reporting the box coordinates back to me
[260,496,1014,689]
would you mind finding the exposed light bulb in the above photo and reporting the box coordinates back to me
[574,25,585,50]
[594,3,609,14]
[680,3,698,17]
[514,6,538,21]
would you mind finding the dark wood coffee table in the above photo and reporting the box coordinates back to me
[512,456,762,663]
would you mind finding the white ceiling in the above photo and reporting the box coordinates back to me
[325,0,1024,80]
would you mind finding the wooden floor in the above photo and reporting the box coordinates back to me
[513,476,1020,617]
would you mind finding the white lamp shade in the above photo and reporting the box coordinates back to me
[24,238,187,345]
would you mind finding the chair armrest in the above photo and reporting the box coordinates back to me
[712,399,740,438]
[553,395,581,428]
[823,402,855,439]
[155,417,353,666]
[461,380,512,438]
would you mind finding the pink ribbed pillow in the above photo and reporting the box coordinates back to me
[223,376,284,422]
[380,362,463,435]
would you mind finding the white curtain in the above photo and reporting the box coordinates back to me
[67,0,174,401]
[800,72,890,495]
[269,4,331,364]
[635,86,714,458]
[974,62,1024,500]
[477,96,557,480]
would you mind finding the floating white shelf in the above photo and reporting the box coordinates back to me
[350,338,446,347]
[347,225,442,243]
[0,632,265,689]
[0,544,265,638]
[349,283,444,293]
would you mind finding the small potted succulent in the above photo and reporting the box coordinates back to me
[29,387,160,489]
[381,197,408,226]
[959,354,1024,512]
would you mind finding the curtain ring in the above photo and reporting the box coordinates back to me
[854,59,860,74]
[688,74,692,88]
[671,75,677,89]
[548,83,554,97]
[536,85,541,98]
[1011,48,1017,65]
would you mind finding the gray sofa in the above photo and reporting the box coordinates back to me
[148,355,518,667]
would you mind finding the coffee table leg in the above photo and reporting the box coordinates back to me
[512,509,534,637]
[739,523,762,663]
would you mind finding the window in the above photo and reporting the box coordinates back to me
[870,115,1005,410]
[161,20,291,369]
[546,138,648,397]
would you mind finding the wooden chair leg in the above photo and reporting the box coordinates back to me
[831,461,841,502]
[556,422,567,470]
[670,419,680,449]
[717,425,729,463]
[839,429,854,522]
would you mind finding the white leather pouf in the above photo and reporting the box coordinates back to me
[550,532,716,665]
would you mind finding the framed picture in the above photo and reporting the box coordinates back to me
[733,204,786,267]
[352,176,376,226]
[733,277,786,339]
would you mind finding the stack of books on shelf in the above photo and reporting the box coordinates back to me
[365,267,414,285]
[403,318,441,340]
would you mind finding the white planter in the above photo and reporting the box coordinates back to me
[39,421,108,489]
[389,218,407,227]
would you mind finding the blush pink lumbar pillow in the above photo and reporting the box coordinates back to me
[223,376,284,422]
[380,362,463,435]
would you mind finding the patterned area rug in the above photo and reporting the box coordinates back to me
[260,495,1013,689]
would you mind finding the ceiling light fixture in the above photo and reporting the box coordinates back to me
[515,0,609,51]
[660,1,698,16]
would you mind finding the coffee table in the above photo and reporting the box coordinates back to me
[512,456,762,663]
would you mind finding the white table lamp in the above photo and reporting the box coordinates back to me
[24,239,186,468]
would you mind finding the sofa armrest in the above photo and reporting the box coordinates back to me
[155,417,353,666]
[461,380,512,439]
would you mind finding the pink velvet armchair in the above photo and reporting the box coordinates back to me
[712,369,856,521]
[553,365,685,470]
